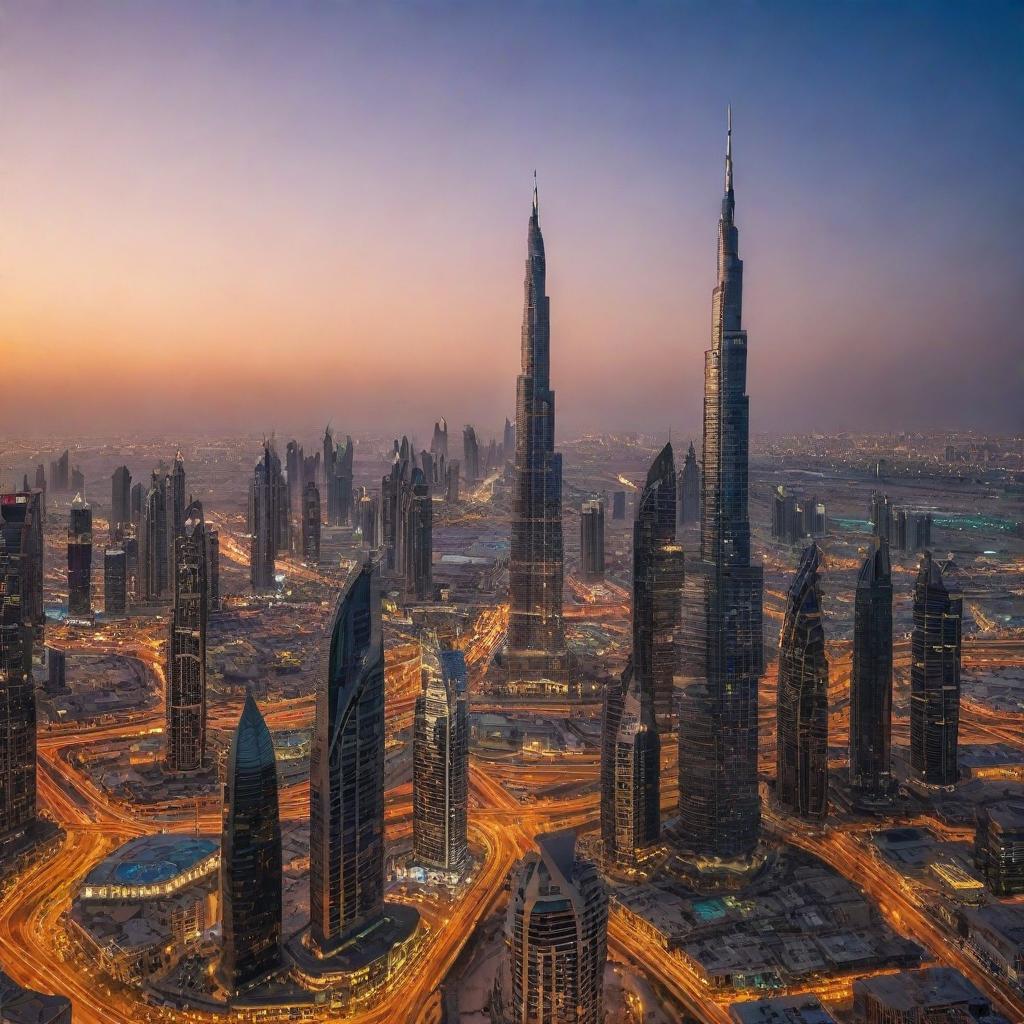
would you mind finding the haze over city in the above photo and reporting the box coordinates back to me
[3,2,1022,437]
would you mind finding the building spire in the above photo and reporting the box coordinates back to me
[532,169,538,218]
[725,105,733,194]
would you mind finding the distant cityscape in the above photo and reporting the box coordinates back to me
[2,81,1024,1024]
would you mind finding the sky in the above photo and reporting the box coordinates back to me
[1,1,1022,440]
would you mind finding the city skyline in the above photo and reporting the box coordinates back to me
[2,4,1022,438]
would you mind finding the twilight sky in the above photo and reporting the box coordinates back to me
[2,1,1022,440]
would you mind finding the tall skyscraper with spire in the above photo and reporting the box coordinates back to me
[504,178,568,686]
[678,440,701,527]
[217,690,283,995]
[67,493,93,616]
[678,111,764,864]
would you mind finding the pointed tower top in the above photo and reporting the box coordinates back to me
[532,170,539,217]
[71,491,86,508]
[725,105,734,193]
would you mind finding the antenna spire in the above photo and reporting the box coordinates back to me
[725,105,734,193]
[532,169,539,217]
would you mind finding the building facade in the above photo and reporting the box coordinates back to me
[309,561,386,953]
[104,548,127,616]
[67,492,93,616]
[775,544,829,819]
[579,499,605,581]
[302,481,321,564]
[678,440,700,527]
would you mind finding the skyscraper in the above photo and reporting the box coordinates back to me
[302,481,321,564]
[505,180,568,685]
[503,830,607,1024]
[678,440,700,527]
[358,489,380,549]
[462,425,480,484]
[170,450,187,540]
[327,435,354,526]
[633,444,684,729]
[381,437,413,576]
[103,548,127,616]
[502,417,515,464]
[249,443,280,591]
[677,111,764,863]
[110,465,132,541]
[403,468,432,602]
[140,470,170,601]
[909,551,962,787]
[166,501,207,773]
[0,493,43,642]
[579,499,605,581]
[309,561,385,953]
[217,690,283,995]
[849,538,894,798]
[206,528,220,611]
[413,642,469,873]
[431,418,449,460]
[286,439,303,551]
[0,495,38,852]
[775,545,829,820]
[67,493,93,616]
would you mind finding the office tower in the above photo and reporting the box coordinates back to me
[326,435,354,526]
[322,425,335,493]
[0,493,43,641]
[0,496,38,850]
[110,465,131,541]
[870,492,894,543]
[46,646,66,694]
[633,444,684,729]
[849,538,894,798]
[0,971,71,1024]
[130,479,143,522]
[611,490,626,520]
[381,438,413,576]
[771,485,801,544]
[302,481,321,564]
[403,468,432,601]
[286,439,302,550]
[67,493,93,616]
[103,549,127,616]
[504,831,607,1024]
[579,499,605,581]
[49,449,69,493]
[502,417,515,463]
[431,417,449,459]
[206,529,220,611]
[677,111,764,862]
[217,690,282,994]
[445,460,460,504]
[420,449,434,488]
[505,180,568,685]
[894,508,933,553]
[122,535,138,602]
[140,471,170,601]
[33,464,46,512]
[974,801,1024,896]
[810,499,827,537]
[170,450,186,539]
[484,438,500,474]
[358,489,379,549]
[249,443,279,591]
[677,440,701,528]
[600,663,660,866]
[413,642,469,872]
[309,562,385,953]
[166,501,207,772]
[909,552,962,786]
[70,466,84,493]
[775,545,829,819]
[462,425,480,484]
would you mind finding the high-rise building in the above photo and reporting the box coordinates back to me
[502,417,515,464]
[302,481,321,564]
[849,538,894,798]
[46,646,66,694]
[413,642,468,873]
[170,450,187,540]
[49,450,69,493]
[70,466,84,494]
[678,440,700,527]
[206,529,220,611]
[0,495,38,852]
[633,444,684,730]
[326,435,354,526]
[974,801,1024,897]
[217,690,283,995]
[140,470,170,601]
[611,490,626,520]
[249,443,283,591]
[894,508,933,553]
[103,549,127,616]
[870,492,894,544]
[0,492,43,641]
[403,468,432,601]
[600,666,659,866]
[381,438,413,577]
[110,465,132,541]
[579,499,605,581]
[166,501,207,773]
[309,561,385,954]
[909,552,962,786]
[445,460,460,504]
[463,425,480,484]
[505,180,568,685]
[677,111,764,863]
[430,418,449,460]
[503,830,607,1024]
[0,970,71,1024]
[67,493,93,616]
[358,489,379,549]
[775,544,829,820]
[286,439,303,551]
